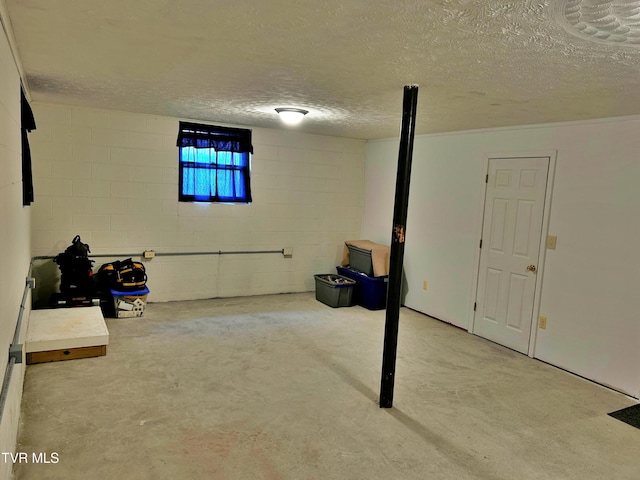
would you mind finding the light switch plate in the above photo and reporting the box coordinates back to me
[546,235,557,250]
[539,316,547,329]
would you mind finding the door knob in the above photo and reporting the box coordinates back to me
[526,265,537,273]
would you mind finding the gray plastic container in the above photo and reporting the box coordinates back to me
[347,245,374,276]
[314,274,356,308]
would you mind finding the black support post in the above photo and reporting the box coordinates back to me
[379,85,419,408]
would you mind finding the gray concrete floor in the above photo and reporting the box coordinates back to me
[14,292,640,479]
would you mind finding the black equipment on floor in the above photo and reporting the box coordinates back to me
[52,235,96,305]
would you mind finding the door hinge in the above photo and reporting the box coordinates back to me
[479,239,482,249]
[485,174,488,183]
[474,302,477,311]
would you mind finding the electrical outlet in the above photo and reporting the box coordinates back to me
[283,247,293,257]
[539,316,547,329]
[423,280,428,290]
[143,250,155,259]
[546,235,557,250]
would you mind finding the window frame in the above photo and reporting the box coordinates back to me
[177,122,252,204]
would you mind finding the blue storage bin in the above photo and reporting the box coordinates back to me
[110,287,150,318]
[336,266,388,310]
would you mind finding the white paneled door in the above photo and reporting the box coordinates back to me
[473,157,549,354]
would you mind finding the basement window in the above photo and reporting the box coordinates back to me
[176,122,252,203]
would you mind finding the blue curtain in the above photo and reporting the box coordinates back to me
[177,122,252,203]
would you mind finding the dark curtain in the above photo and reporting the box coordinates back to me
[177,122,253,154]
[21,87,36,206]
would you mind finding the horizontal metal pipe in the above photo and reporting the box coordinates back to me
[32,253,142,260]
[0,357,16,427]
[32,248,284,261]
[155,250,283,256]
[12,258,34,346]
[12,286,30,346]
[2,255,35,424]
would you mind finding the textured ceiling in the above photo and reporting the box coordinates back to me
[4,0,640,139]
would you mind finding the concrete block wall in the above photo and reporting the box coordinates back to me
[0,19,32,480]
[29,104,366,305]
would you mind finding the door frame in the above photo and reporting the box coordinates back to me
[468,151,557,357]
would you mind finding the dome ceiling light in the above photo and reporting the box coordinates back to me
[275,108,309,125]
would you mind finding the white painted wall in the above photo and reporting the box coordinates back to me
[363,118,640,398]
[0,16,31,480]
[28,104,366,305]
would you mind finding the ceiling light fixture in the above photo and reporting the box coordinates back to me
[275,108,308,125]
